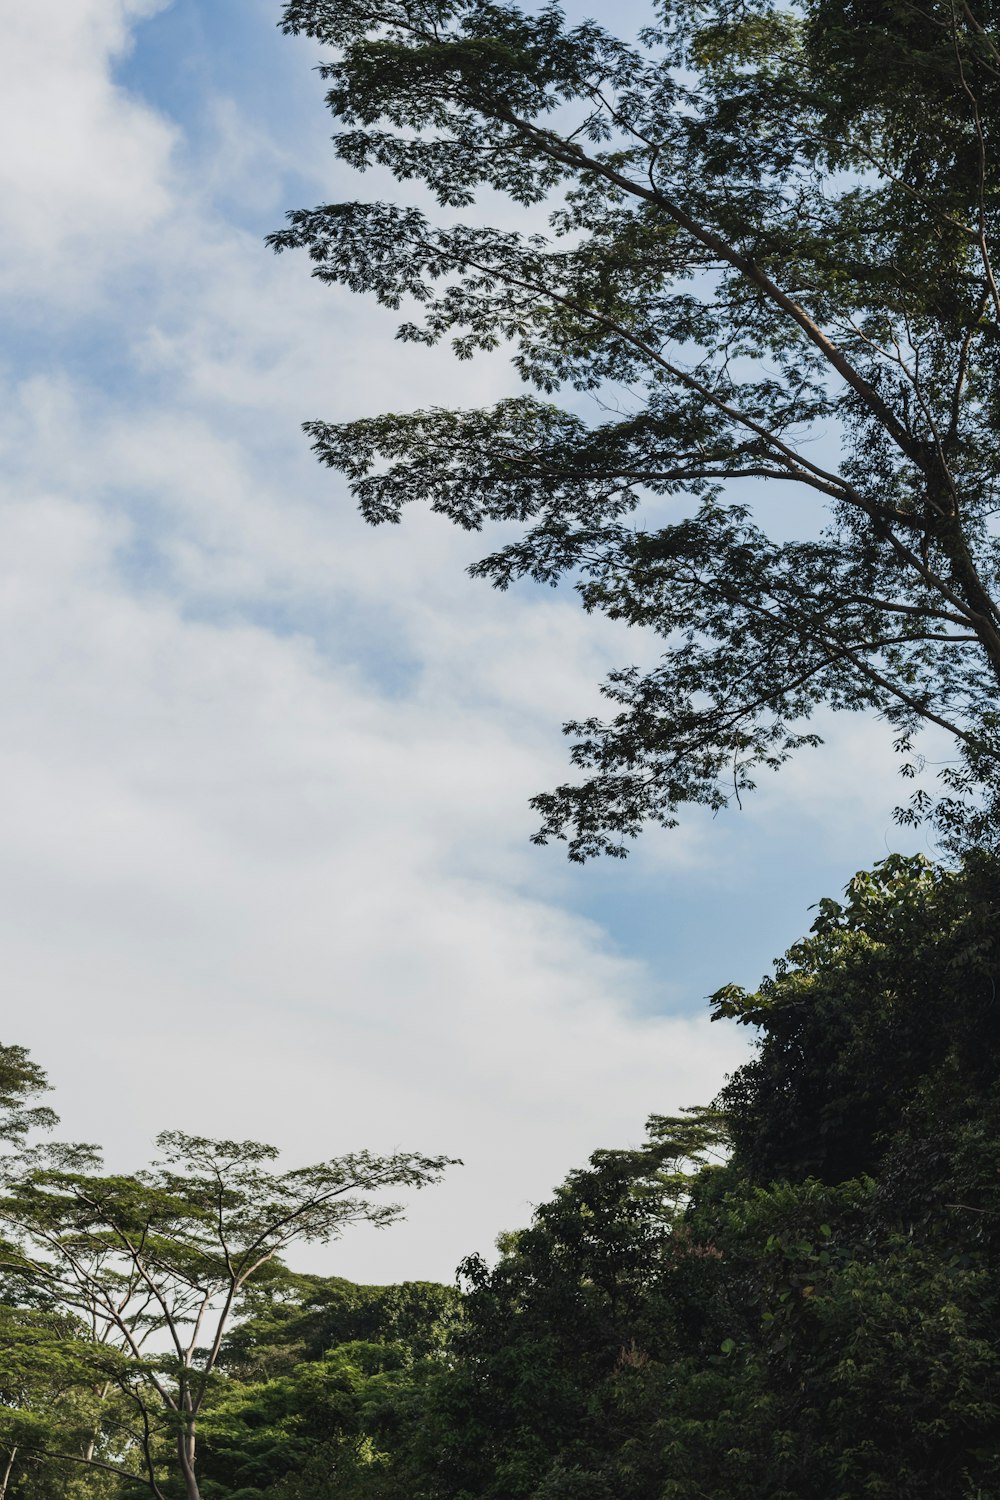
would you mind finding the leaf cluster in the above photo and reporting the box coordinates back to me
[274,0,1000,855]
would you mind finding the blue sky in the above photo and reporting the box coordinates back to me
[116,0,912,987]
[0,0,925,1281]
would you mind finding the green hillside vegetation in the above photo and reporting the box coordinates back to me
[2,852,998,1497]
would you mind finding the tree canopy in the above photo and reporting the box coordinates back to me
[1,851,998,1497]
[273,0,1000,856]
[0,1120,455,1500]
[249,852,999,1500]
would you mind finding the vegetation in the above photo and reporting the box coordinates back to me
[6,0,1000,1494]
[1,852,998,1495]
[272,0,1000,857]
[0,1110,454,1500]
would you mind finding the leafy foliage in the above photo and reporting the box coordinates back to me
[0,1130,455,1499]
[351,853,1000,1500]
[274,0,1000,856]
[714,852,1000,1183]
[219,1276,462,1380]
[0,1043,57,1148]
[197,1279,461,1500]
[2,856,1000,1495]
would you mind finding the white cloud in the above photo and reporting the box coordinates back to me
[0,1,897,1283]
[0,406,748,1279]
[0,0,176,305]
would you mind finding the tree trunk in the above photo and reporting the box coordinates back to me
[0,1447,17,1500]
[176,1427,201,1500]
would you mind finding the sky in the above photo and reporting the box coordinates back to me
[0,0,928,1283]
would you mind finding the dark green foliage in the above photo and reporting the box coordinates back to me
[3,857,1000,1495]
[274,0,1000,857]
[198,1279,462,1500]
[714,852,1000,1183]
[221,1277,462,1380]
[399,1111,728,1500]
[652,1185,1000,1500]
[357,854,1000,1500]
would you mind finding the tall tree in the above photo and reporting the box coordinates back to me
[273,0,1000,857]
[0,1131,455,1500]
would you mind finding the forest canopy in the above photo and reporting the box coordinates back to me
[272,0,1000,858]
[1,852,997,1497]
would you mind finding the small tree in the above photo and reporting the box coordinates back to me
[0,1132,455,1500]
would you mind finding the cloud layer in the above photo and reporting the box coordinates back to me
[0,0,914,1280]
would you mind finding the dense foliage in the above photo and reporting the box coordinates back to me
[0,1114,453,1500]
[3,853,998,1496]
[272,0,1000,857]
[362,854,1000,1500]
